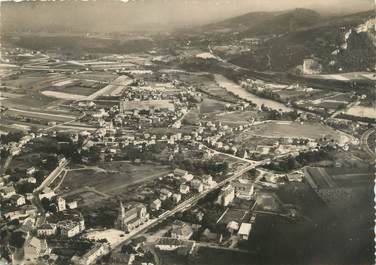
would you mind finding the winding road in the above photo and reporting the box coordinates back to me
[360,128,376,160]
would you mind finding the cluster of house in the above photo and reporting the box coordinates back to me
[1,167,44,222]
[38,196,83,236]
[19,207,86,264]
[72,242,111,265]
[81,82,199,132]
[1,132,43,156]
[0,165,85,264]
[215,177,256,241]
[77,116,246,163]
[151,168,218,210]
[113,168,217,237]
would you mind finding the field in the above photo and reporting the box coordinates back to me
[46,85,99,96]
[304,167,372,190]
[242,121,352,143]
[183,98,228,125]
[255,192,281,211]
[73,71,117,82]
[200,98,227,114]
[2,108,77,122]
[1,72,65,91]
[315,71,376,81]
[217,208,248,224]
[1,93,58,109]
[345,105,376,119]
[59,161,170,196]
[208,110,267,126]
[41,90,86,100]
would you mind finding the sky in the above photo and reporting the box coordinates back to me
[1,0,374,32]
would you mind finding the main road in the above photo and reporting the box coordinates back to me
[360,128,376,160]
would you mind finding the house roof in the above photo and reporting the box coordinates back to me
[38,223,55,230]
[238,223,252,236]
[173,168,188,176]
[26,237,47,250]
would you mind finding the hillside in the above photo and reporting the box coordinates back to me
[215,9,376,73]
[241,8,322,36]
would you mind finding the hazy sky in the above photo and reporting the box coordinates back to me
[1,0,374,32]
[120,0,374,25]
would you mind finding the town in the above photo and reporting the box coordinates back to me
[0,1,375,265]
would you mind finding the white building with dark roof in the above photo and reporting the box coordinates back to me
[238,223,252,240]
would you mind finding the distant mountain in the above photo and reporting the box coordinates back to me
[242,8,322,35]
[211,9,376,73]
[206,8,322,36]
[203,11,281,32]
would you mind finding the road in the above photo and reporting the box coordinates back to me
[85,75,132,100]
[0,155,13,175]
[195,141,258,165]
[34,159,69,192]
[360,128,376,160]
[328,100,360,119]
[43,112,86,131]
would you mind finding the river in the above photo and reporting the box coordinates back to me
[214,74,293,112]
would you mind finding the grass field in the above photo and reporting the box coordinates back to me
[243,121,352,142]
[1,94,58,109]
[345,105,376,119]
[60,161,170,195]
[210,110,266,126]
[200,98,227,114]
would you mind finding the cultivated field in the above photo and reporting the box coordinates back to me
[3,108,76,122]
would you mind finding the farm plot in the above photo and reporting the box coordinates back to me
[2,72,65,91]
[4,108,76,122]
[1,93,58,109]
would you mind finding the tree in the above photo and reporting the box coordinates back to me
[41,197,52,212]
[9,231,25,248]
[16,182,36,194]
